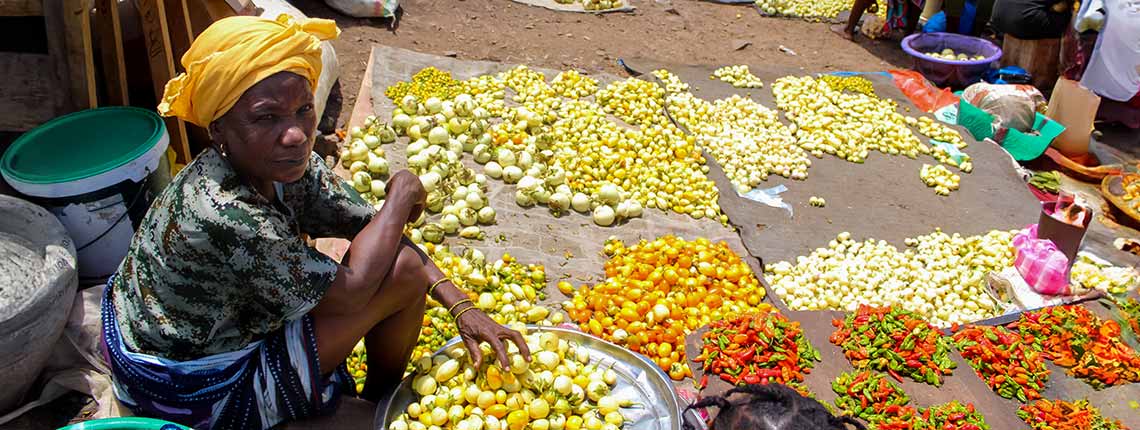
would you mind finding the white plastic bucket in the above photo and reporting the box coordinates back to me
[1,107,171,282]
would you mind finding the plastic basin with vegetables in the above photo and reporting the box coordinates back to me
[901,32,1002,88]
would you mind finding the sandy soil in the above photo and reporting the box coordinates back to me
[290,0,915,131]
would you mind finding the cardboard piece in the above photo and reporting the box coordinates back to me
[1048,78,1101,157]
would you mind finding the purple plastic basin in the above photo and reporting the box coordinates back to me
[901,32,1002,89]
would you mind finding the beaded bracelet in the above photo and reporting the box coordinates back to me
[453,305,478,327]
[447,298,473,315]
[427,278,450,298]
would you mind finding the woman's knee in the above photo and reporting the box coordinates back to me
[389,244,431,296]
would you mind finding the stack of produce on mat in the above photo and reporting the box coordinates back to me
[582,0,625,10]
[564,235,767,379]
[830,305,957,386]
[711,65,764,89]
[914,401,990,430]
[341,117,396,204]
[808,196,826,207]
[1120,297,1140,337]
[386,329,636,430]
[818,75,876,97]
[1029,171,1061,194]
[765,229,1016,326]
[1012,305,1140,388]
[831,370,917,424]
[1018,399,1130,430]
[663,87,807,193]
[1069,255,1139,295]
[833,371,991,430]
[952,325,1050,402]
[923,49,986,61]
[654,69,970,194]
[772,75,971,194]
[385,66,725,226]
[754,0,885,21]
[1122,174,1140,212]
[349,246,559,391]
[919,164,961,195]
[692,308,821,386]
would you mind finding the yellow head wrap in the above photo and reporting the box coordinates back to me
[158,14,340,127]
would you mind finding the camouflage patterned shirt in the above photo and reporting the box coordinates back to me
[112,149,375,361]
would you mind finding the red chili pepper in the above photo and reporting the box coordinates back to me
[699,309,821,387]
[1016,305,1140,389]
[831,305,957,387]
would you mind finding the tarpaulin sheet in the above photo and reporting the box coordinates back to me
[621,58,1042,267]
[366,44,758,298]
[509,0,634,14]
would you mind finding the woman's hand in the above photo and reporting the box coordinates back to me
[384,170,426,224]
[456,308,532,370]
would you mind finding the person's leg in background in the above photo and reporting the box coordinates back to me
[833,0,877,40]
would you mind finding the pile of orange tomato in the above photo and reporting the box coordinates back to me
[564,235,768,380]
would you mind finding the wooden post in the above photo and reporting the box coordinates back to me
[163,0,194,71]
[94,0,129,105]
[0,0,42,16]
[137,0,192,164]
[49,0,97,110]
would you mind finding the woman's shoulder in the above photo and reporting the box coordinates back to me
[150,151,290,241]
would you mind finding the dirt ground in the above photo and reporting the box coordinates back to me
[290,0,915,131]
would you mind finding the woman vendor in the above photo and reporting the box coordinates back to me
[102,14,529,430]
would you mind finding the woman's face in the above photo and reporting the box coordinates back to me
[210,72,317,185]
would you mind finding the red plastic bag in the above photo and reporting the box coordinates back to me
[889,69,959,112]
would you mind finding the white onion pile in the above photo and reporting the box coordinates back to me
[765,229,1017,326]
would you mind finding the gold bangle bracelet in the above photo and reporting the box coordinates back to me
[453,305,478,327]
[427,278,450,298]
[447,299,473,315]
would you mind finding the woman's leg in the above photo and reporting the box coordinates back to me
[833,0,875,40]
[311,242,442,398]
[904,0,923,35]
[359,292,426,400]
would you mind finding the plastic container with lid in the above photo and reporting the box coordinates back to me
[0,107,171,282]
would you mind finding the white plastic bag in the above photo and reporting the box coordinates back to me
[323,0,399,18]
[254,0,341,119]
[1079,0,1140,102]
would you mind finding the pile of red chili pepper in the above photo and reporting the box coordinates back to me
[951,325,1050,402]
[830,305,957,386]
[694,308,821,386]
[918,401,990,430]
[1017,399,1129,430]
[1013,305,1140,389]
[831,370,916,424]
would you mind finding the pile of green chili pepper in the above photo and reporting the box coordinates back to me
[830,305,957,386]
[694,308,821,386]
[1118,298,1140,340]
[831,370,916,424]
[1017,399,1130,430]
[952,325,1050,402]
[1013,305,1140,389]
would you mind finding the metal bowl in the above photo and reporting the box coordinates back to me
[373,325,686,430]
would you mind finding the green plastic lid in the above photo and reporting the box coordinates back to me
[1,107,166,185]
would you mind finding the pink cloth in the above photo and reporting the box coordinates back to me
[1013,224,1072,296]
